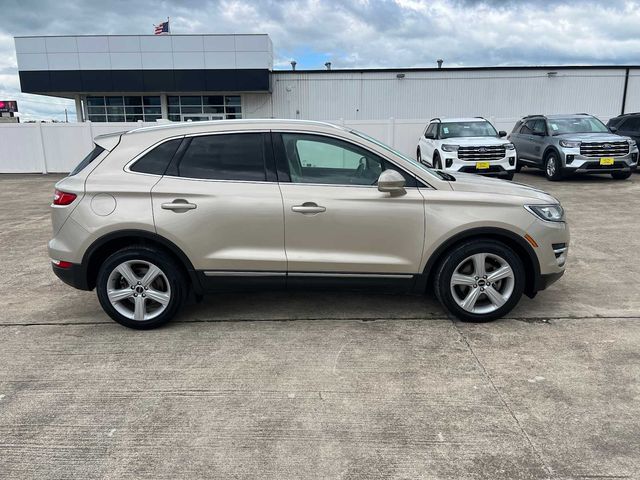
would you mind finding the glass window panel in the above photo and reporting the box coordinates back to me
[225,114,241,120]
[168,114,181,122]
[204,96,224,106]
[124,96,143,106]
[131,138,182,175]
[180,96,202,106]
[125,106,143,115]
[225,96,241,106]
[181,106,203,114]
[168,106,181,114]
[144,107,161,115]
[178,133,265,181]
[143,96,161,106]
[225,106,241,114]
[106,106,124,115]
[168,96,180,105]
[204,106,224,114]
[125,114,143,122]
[86,96,105,106]
[88,114,107,122]
[144,115,162,122]
[107,115,125,122]
[88,106,106,115]
[105,96,124,106]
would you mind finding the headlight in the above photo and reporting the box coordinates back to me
[559,140,581,148]
[441,144,459,152]
[504,143,515,150]
[525,204,565,222]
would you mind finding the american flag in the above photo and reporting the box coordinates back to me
[154,20,169,35]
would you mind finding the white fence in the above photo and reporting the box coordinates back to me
[0,118,520,173]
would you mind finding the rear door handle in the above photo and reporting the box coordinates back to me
[161,199,197,211]
[292,202,326,215]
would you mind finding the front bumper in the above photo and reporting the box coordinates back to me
[559,149,638,173]
[441,154,517,176]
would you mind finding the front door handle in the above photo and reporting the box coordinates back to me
[291,202,326,215]
[161,199,197,212]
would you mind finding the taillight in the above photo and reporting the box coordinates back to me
[52,259,73,268]
[53,189,77,206]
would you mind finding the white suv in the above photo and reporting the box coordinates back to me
[417,117,517,180]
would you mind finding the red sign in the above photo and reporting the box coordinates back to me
[0,101,18,113]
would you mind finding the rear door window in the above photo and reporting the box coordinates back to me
[130,138,183,175]
[177,133,266,181]
[69,145,105,176]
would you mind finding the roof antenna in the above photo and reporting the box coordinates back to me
[325,61,332,70]
[290,60,297,71]
[437,59,443,69]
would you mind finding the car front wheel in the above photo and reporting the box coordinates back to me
[434,240,525,322]
[96,247,187,329]
[544,153,564,181]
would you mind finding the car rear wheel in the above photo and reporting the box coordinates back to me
[611,171,632,180]
[96,247,187,329]
[434,240,525,322]
[544,152,564,181]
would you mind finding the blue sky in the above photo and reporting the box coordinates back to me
[1,0,640,121]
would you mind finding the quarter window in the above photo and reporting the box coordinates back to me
[130,138,183,175]
[280,133,415,186]
[177,133,265,181]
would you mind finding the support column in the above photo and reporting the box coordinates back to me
[160,94,168,120]
[74,95,84,122]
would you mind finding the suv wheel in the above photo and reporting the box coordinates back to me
[433,152,442,169]
[417,149,423,164]
[96,247,187,329]
[544,152,563,181]
[434,240,525,322]
[515,159,523,173]
[611,171,632,180]
[504,171,515,181]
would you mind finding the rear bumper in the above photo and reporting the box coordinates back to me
[52,262,91,290]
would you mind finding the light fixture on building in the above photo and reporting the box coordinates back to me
[396,73,405,79]
[291,60,297,71]
[325,62,332,70]
[437,59,443,69]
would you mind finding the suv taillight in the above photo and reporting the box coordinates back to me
[53,189,77,206]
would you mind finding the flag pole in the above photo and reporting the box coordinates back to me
[167,17,171,34]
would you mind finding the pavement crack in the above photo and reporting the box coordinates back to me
[451,320,555,479]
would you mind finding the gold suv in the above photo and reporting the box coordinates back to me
[49,120,569,328]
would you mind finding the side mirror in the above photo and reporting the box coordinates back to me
[424,132,436,139]
[498,130,507,137]
[377,170,406,196]
[609,126,618,133]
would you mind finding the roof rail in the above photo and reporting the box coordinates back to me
[429,117,441,122]
[575,113,591,116]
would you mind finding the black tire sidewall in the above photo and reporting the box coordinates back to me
[545,153,562,181]
[433,152,441,169]
[435,240,525,322]
[96,247,186,329]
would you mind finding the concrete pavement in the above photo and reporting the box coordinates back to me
[0,171,639,479]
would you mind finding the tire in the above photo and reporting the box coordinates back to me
[434,240,525,323]
[417,149,423,164]
[515,160,523,173]
[544,152,564,181]
[96,246,187,329]
[433,152,442,170]
[503,171,515,181]
[611,171,632,180]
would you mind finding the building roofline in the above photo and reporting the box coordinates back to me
[14,33,269,38]
[274,65,639,74]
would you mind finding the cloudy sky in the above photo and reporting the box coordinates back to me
[1,0,639,121]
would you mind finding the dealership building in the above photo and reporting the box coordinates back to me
[14,33,640,131]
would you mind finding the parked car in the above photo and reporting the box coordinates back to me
[416,117,517,180]
[607,112,640,149]
[509,113,638,180]
[50,120,568,329]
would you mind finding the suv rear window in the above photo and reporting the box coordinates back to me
[176,133,265,181]
[130,138,183,175]
[69,145,104,176]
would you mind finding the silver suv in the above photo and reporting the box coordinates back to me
[49,120,569,329]
[509,114,638,180]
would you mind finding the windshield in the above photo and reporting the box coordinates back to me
[548,117,609,135]
[440,121,498,139]
[350,129,444,181]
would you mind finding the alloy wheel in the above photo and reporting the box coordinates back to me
[546,156,556,177]
[106,260,171,321]
[449,252,515,314]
